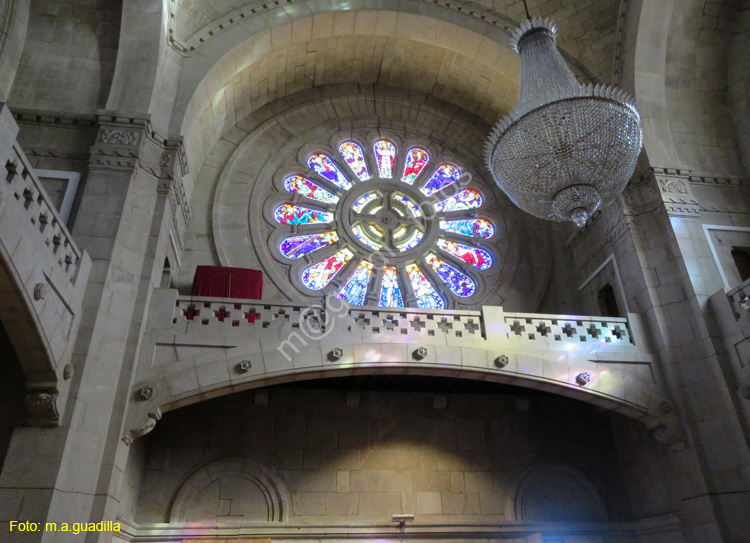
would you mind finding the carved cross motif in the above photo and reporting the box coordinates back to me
[611,325,626,339]
[586,324,602,338]
[509,320,526,335]
[562,323,577,337]
[382,315,398,331]
[536,322,552,336]
[353,313,370,328]
[437,318,454,333]
[464,319,480,334]
[410,317,426,332]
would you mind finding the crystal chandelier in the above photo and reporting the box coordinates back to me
[485,17,642,227]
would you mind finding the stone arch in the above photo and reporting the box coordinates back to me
[169,457,291,524]
[634,0,745,177]
[514,462,608,522]
[175,83,553,311]
[174,11,523,194]
[0,0,30,101]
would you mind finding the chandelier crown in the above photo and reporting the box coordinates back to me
[485,17,643,227]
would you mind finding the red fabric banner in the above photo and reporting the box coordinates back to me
[190,265,263,300]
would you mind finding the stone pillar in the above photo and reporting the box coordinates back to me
[619,168,750,541]
[0,112,188,542]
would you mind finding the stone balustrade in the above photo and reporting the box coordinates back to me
[124,288,678,446]
[710,281,750,412]
[727,276,750,325]
[0,103,91,424]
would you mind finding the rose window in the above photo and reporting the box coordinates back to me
[270,140,496,309]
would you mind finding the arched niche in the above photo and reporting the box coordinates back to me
[514,462,608,522]
[169,457,291,524]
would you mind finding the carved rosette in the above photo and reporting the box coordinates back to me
[413,346,428,360]
[328,348,344,361]
[25,392,60,426]
[99,129,137,146]
[653,168,700,218]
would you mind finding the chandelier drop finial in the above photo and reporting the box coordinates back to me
[485,17,643,227]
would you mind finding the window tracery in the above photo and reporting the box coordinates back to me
[268,137,498,309]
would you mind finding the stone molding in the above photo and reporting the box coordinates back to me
[86,112,192,246]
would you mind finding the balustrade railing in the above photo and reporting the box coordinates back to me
[503,312,634,345]
[2,138,84,283]
[170,294,641,350]
[727,277,750,323]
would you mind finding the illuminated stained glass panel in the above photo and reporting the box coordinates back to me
[402,148,430,185]
[274,204,334,225]
[437,239,493,270]
[302,249,353,290]
[434,189,483,212]
[308,154,352,190]
[284,175,339,204]
[379,267,404,307]
[396,230,423,252]
[373,140,397,178]
[339,142,371,181]
[392,194,422,217]
[406,264,445,309]
[337,261,374,305]
[353,192,379,212]
[440,218,495,239]
[352,224,383,250]
[279,232,338,259]
[425,253,476,297]
[421,165,461,196]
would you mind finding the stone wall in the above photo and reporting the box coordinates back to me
[135,384,633,526]
[665,0,745,177]
[8,0,121,113]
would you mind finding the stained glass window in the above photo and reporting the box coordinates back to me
[437,239,493,270]
[284,175,340,204]
[425,253,476,297]
[274,204,334,225]
[421,165,461,196]
[373,140,397,178]
[353,192,380,212]
[339,142,370,181]
[308,154,352,190]
[302,249,353,290]
[280,232,338,259]
[440,218,495,238]
[274,142,496,308]
[434,189,483,212]
[379,267,404,307]
[337,261,374,305]
[396,230,423,252]
[352,224,384,250]
[392,194,422,217]
[402,148,430,185]
[406,264,445,309]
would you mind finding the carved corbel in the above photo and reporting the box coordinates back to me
[122,408,163,446]
[25,391,59,426]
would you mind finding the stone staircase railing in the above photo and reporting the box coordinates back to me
[0,103,91,425]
